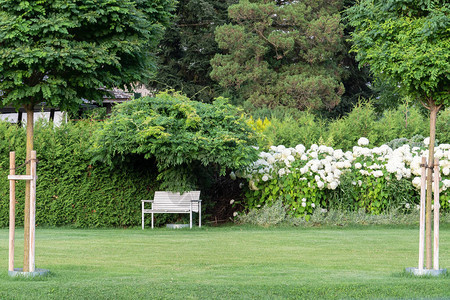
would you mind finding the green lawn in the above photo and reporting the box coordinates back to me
[1,226,449,299]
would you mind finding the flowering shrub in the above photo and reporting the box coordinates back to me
[236,138,450,218]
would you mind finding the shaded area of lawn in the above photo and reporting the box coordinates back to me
[0,226,449,299]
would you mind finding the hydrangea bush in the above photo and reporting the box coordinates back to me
[236,138,450,219]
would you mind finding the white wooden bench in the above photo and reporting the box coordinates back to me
[141,191,201,229]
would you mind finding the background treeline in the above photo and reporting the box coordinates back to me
[150,0,374,118]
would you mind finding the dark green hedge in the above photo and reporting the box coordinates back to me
[0,121,158,228]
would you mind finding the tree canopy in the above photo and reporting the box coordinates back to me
[0,0,176,111]
[211,0,346,111]
[150,0,237,102]
[347,0,449,107]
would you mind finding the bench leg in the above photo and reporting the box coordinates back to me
[190,211,192,229]
[199,203,202,228]
[151,213,154,229]
[142,202,144,230]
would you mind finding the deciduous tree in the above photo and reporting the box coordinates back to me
[0,0,175,271]
[347,0,449,270]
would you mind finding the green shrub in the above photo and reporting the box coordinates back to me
[436,108,449,144]
[327,101,379,150]
[234,201,431,227]
[374,104,428,144]
[92,91,259,191]
[234,199,288,226]
[238,138,449,219]
[262,113,327,149]
[255,102,434,152]
[334,172,418,214]
[0,120,159,228]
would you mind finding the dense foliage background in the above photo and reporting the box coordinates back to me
[0,102,448,227]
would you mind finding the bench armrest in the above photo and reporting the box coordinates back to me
[191,199,202,203]
[141,200,154,203]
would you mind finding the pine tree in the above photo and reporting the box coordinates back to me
[211,0,346,111]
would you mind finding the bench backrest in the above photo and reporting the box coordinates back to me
[152,191,201,212]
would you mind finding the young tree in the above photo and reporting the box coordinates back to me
[211,0,346,111]
[150,0,237,102]
[0,0,175,271]
[347,0,449,269]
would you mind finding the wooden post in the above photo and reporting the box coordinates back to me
[9,152,16,272]
[418,157,426,271]
[433,158,440,270]
[23,107,34,272]
[29,151,36,272]
[425,105,439,269]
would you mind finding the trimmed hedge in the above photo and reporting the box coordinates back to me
[0,120,158,228]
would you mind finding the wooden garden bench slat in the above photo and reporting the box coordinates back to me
[141,191,201,229]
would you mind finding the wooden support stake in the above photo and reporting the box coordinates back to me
[8,175,33,180]
[433,158,440,271]
[418,157,426,271]
[9,152,16,272]
[29,151,36,272]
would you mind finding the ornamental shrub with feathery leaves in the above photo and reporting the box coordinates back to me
[92,91,259,191]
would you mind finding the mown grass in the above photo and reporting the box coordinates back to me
[0,226,449,299]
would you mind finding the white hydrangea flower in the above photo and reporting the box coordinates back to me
[329,181,338,190]
[295,144,306,154]
[262,174,270,182]
[358,137,369,146]
[267,156,276,164]
[424,137,430,145]
[333,149,344,160]
[317,181,325,189]
[412,176,421,188]
[300,166,308,174]
[277,145,286,152]
[281,149,291,159]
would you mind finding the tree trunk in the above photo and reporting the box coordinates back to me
[23,105,34,272]
[425,103,439,269]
